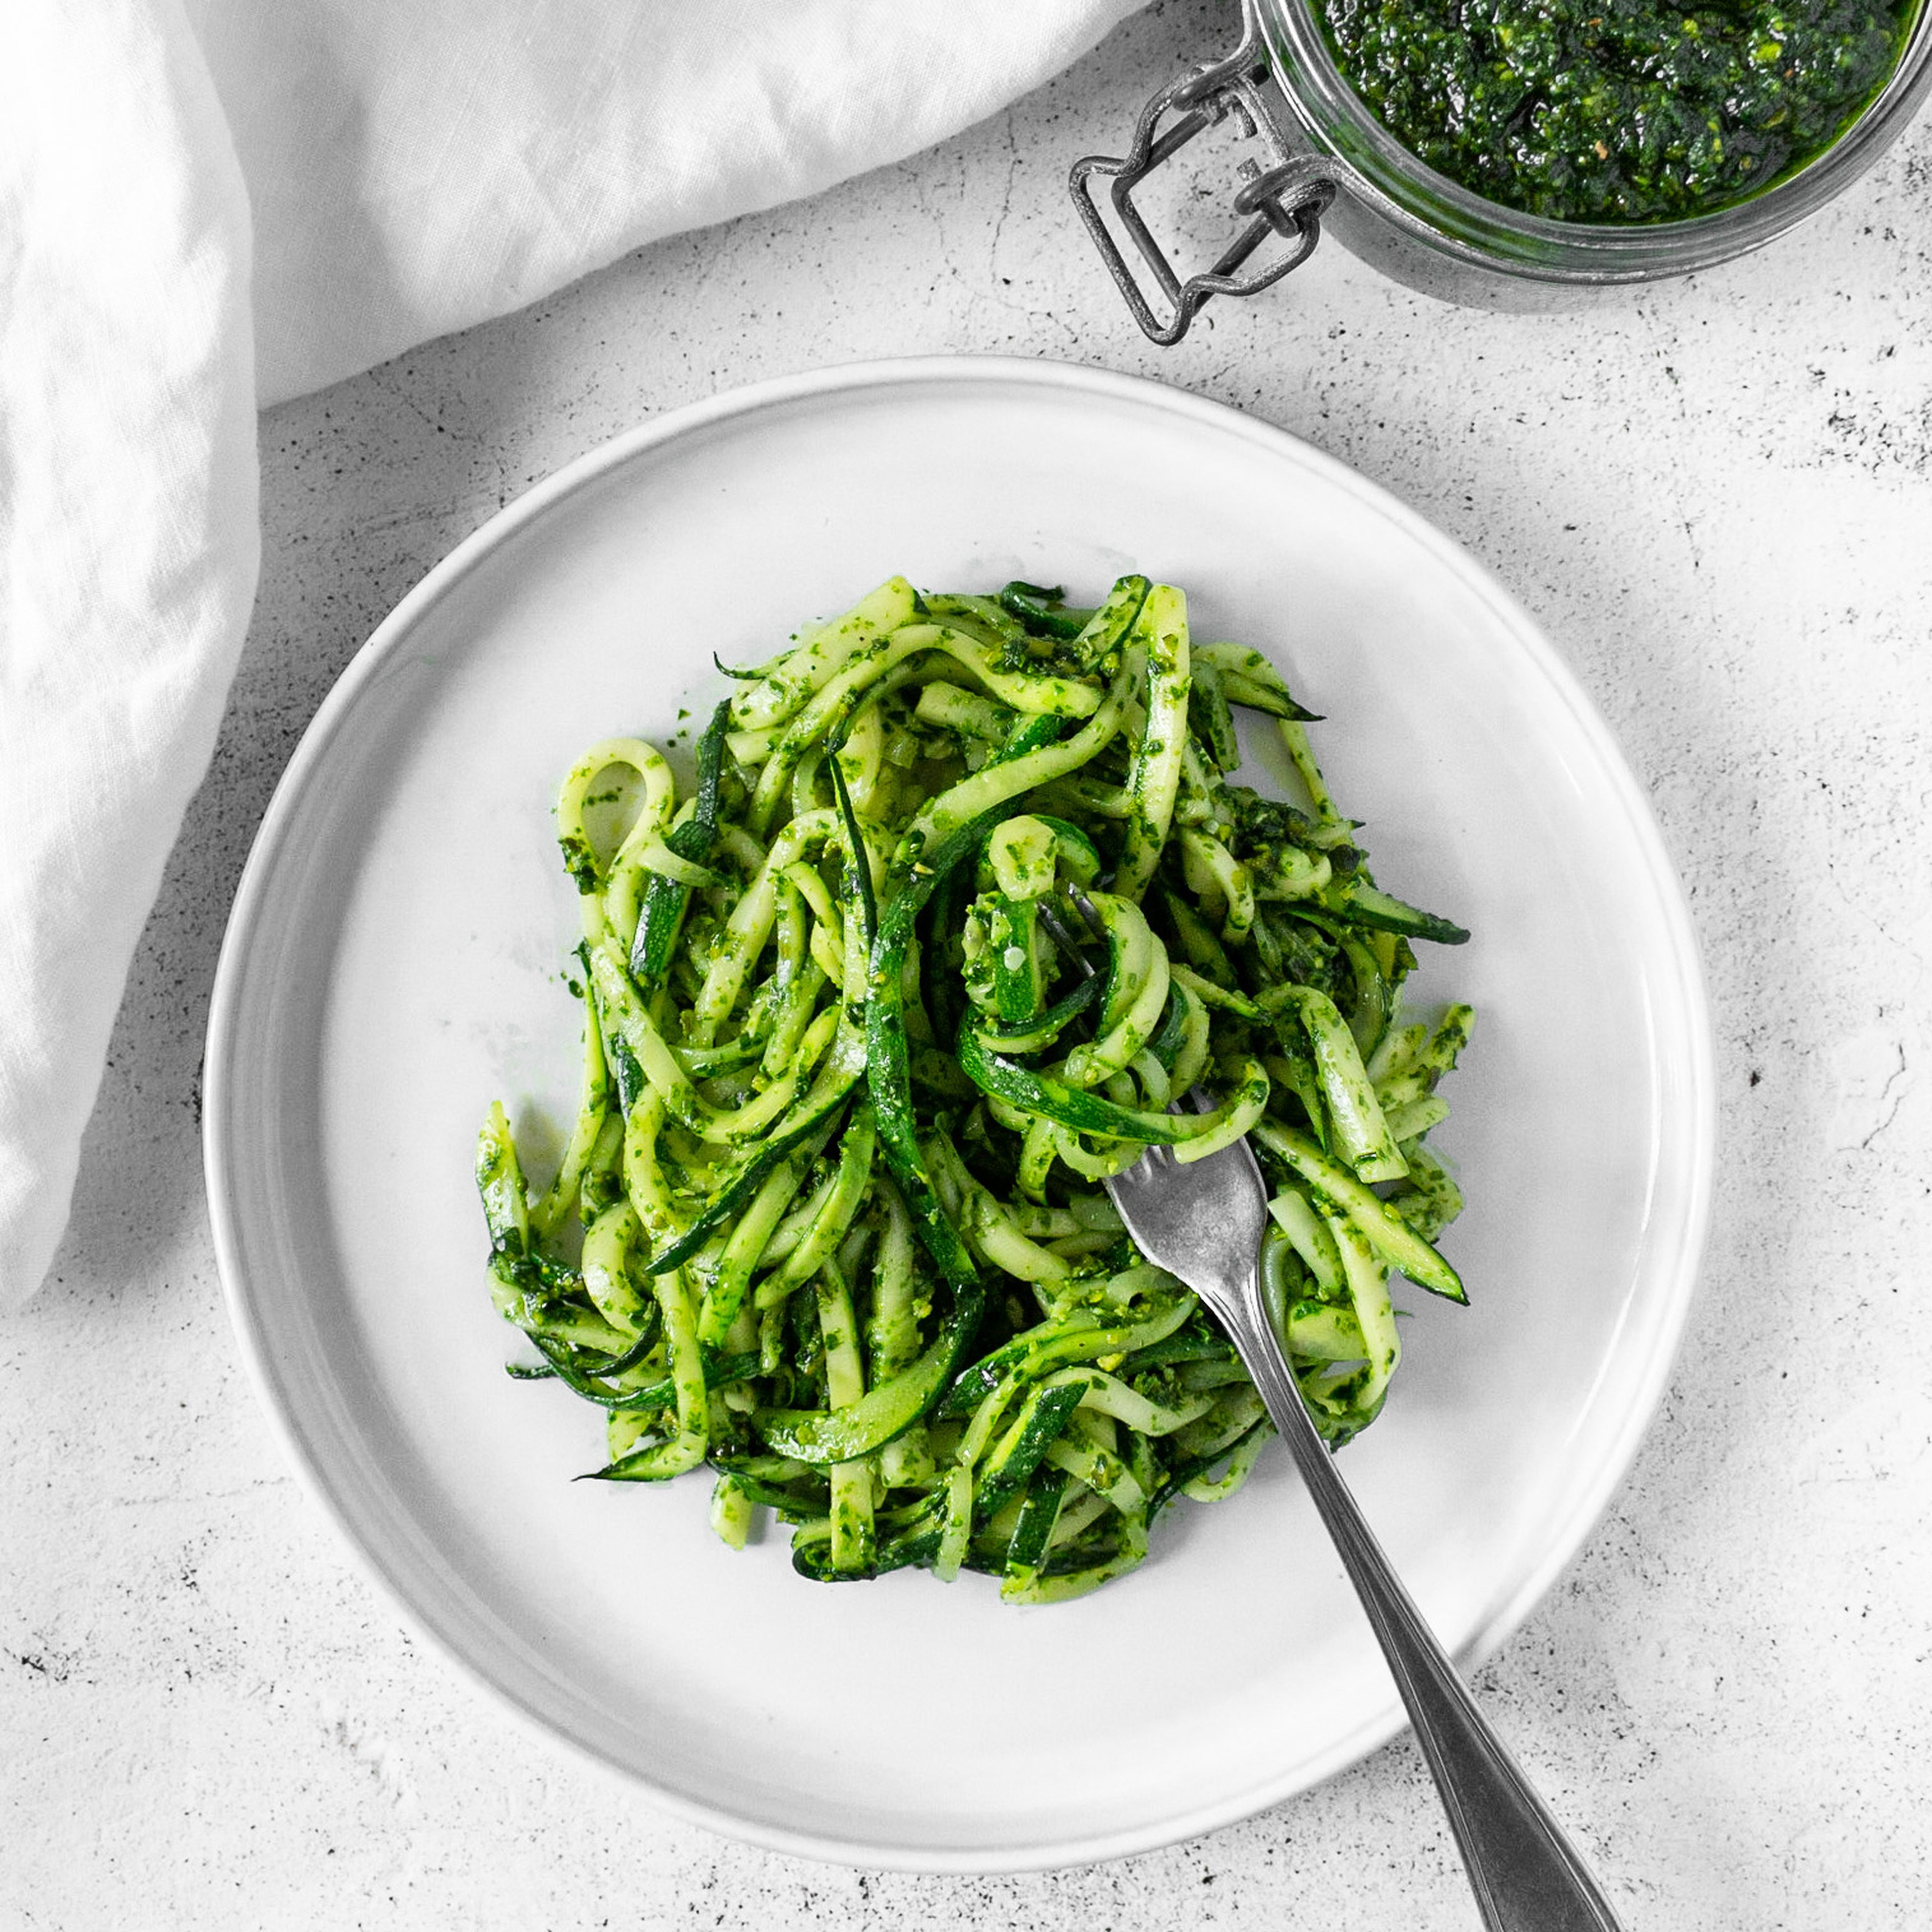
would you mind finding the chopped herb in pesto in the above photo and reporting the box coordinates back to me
[1322,0,1916,220]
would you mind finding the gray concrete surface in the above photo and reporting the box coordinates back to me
[6,1,1932,1925]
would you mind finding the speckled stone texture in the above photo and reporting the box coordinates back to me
[6,2,1931,1925]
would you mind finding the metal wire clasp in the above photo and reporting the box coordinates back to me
[1069,1,1336,345]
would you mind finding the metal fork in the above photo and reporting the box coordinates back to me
[1106,1124,1626,1931]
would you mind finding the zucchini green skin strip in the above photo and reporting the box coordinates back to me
[594,942,827,1146]
[981,971,1101,1053]
[1336,928,1392,1062]
[1251,1119,1466,1303]
[584,1263,708,1480]
[1000,1462,1070,1587]
[920,860,976,1056]
[756,1297,984,1465]
[532,1339,757,1413]
[937,1291,1196,1418]
[696,1139,823,1345]
[1150,1417,1273,1515]
[865,808,1000,1291]
[1320,876,1471,946]
[1194,641,1321,722]
[957,1025,1262,1150]
[1159,887,1238,988]
[998,581,1090,641]
[513,1319,663,1384]
[973,1381,1086,1523]
[629,700,730,988]
[762,1106,878,1298]
[825,738,877,955]
[636,1090,859,1278]
[709,1455,831,1516]
[1187,658,1241,772]
[1264,1021,1329,1150]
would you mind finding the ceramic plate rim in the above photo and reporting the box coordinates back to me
[204,353,1715,1872]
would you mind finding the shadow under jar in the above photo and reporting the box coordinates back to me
[1073,0,1932,340]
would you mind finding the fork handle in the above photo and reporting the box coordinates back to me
[1225,1285,1627,1932]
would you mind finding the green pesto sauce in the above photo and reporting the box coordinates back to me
[1320,0,1915,221]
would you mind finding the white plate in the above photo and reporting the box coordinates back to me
[205,356,1713,1872]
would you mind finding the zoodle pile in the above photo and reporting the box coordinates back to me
[474,575,1474,1602]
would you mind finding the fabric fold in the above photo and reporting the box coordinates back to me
[1,0,259,1309]
[190,0,1144,405]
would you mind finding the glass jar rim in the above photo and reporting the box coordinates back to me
[1256,0,1932,277]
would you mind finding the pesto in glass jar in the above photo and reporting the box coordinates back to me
[1320,0,1917,221]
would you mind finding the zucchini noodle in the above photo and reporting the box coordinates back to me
[475,574,1474,1602]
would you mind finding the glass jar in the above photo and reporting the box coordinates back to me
[1073,0,1932,340]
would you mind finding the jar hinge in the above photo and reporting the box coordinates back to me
[1069,2,1337,345]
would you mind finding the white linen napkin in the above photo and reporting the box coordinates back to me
[0,0,1145,1307]
[1,0,259,1311]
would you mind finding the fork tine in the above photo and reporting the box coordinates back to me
[1036,901,1098,981]
[1066,886,1109,946]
